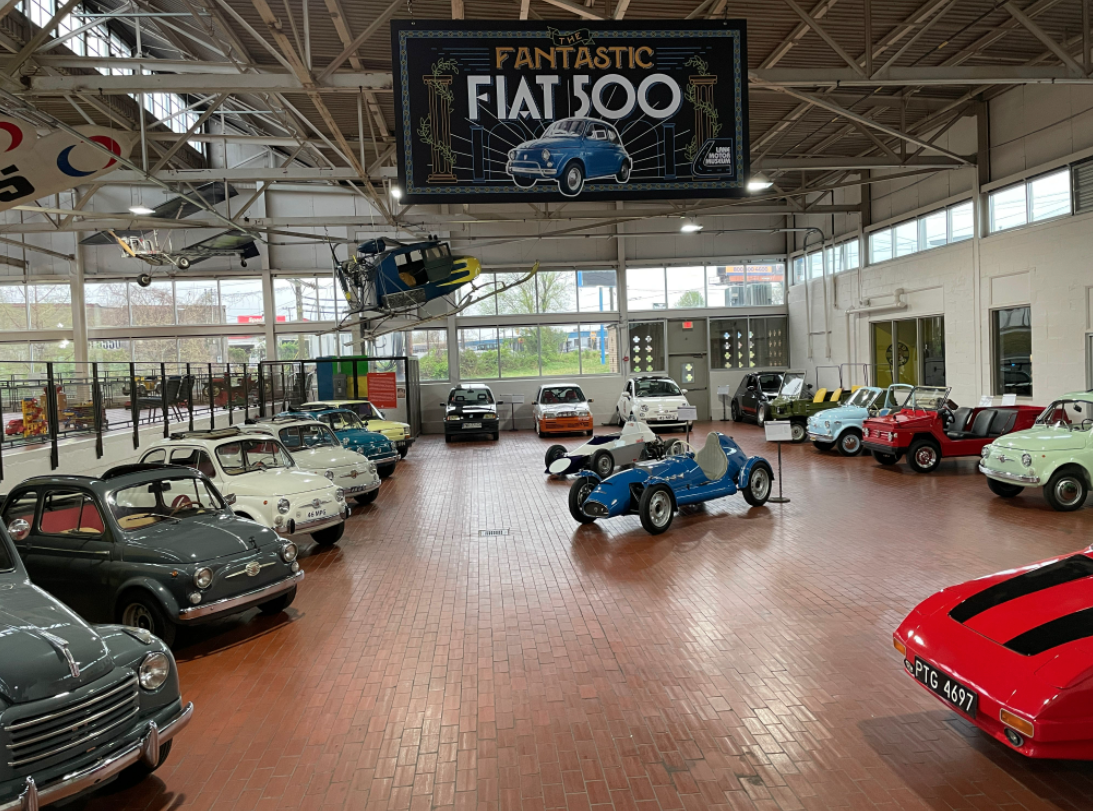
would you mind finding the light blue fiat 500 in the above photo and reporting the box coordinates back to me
[807,384,914,456]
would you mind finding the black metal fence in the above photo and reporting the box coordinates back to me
[0,361,321,481]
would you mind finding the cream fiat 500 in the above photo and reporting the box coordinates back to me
[140,427,350,545]
[240,417,381,506]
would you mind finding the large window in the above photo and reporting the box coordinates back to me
[627,263,785,310]
[468,269,617,316]
[993,306,1032,397]
[869,201,973,265]
[407,329,449,381]
[710,316,788,369]
[273,277,340,322]
[274,333,354,361]
[85,278,266,326]
[989,169,1071,233]
[458,324,619,381]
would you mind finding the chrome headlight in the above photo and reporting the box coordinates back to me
[281,541,298,563]
[541,148,550,161]
[484,412,497,419]
[981,445,991,459]
[325,469,335,481]
[341,437,350,446]
[640,404,648,412]
[139,651,170,691]
[356,446,367,455]
[367,461,377,473]
[277,497,291,515]
[336,488,345,501]
[1022,453,1033,468]
[193,567,213,589]
[824,421,830,429]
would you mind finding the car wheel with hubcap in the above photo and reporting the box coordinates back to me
[987,478,1023,498]
[837,429,863,457]
[545,444,567,469]
[591,449,614,478]
[377,464,395,479]
[354,490,379,506]
[638,484,675,535]
[616,159,631,183]
[731,402,742,422]
[258,586,296,615]
[742,461,773,507]
[907,439,942,473]
[119,593,176,648]
[568,478,598,523]
[559,161,584,197]
[1045,469,1088,511]
[872,450,899,465]
[311,521,345,545]
[812,440,834,452]
[756,407,767,427]
[790,422,807,443]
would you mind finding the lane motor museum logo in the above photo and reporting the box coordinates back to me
[391,20,748,203]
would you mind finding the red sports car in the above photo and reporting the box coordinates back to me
[894,550,1093,759]
[861,385,1040,472]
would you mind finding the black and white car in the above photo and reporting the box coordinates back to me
[442,384,501,442]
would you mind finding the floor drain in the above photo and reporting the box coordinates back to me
[478,529,509,536]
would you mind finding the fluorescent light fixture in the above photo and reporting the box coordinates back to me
[129,205,155,215]
[390,186,402,201]
[747,172,773,192]
[680,218,703,233]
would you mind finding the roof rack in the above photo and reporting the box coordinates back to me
[101,463,195,480]
[168,427,244,440]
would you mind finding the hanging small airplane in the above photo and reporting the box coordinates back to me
[81,182,259,284]
[335,237,482,314]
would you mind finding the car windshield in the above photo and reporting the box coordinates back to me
[1035,400,1093,431]
[635,379,681,397]
[216,438,293,475]
[280,423,337,449]
[888,386,914,408]
[356,402,382,420]
[909,386,952,411]
[450,387,494,405]
[757,374,782,393]
[846,388,878,408]
[540,386,586,404]
[546,119,586,136]
[778,373,805,398]
[110,477,223,529]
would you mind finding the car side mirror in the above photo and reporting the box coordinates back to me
[587,398,594,403]
[224,493,237,506]
[681,389,688,394]
[440,402,446,407]
[7,518,29,541]
[747,384,756,391]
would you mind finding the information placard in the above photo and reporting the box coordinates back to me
[677,405,698,421]
[365,372,398,408]
[1001,393,1018,406]
[764,420,794,442]
[506,393,527,404]
[716,385,732,396]
[978,395,994,407]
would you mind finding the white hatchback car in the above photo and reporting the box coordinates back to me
[616,375,693,430]
[240,417,381,506]
[140,427,350,545]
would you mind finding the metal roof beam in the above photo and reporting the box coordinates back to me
[24,70,391,95]
[751,66,1093,85]
[754,156,968,170]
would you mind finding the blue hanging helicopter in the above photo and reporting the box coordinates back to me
[335,238,481,315]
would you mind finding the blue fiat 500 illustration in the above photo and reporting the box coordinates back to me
[506,117,631,197]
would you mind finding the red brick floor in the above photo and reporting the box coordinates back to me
[81,421,1093,811]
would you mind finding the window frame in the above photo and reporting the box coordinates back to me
[991,305,1033,398]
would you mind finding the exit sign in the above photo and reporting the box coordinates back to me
[682,321,693,329]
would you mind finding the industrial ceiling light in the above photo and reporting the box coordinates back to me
[747,172,773,192]
[128,205,155,215]
[680,218,703,233]
[390,186,402,201]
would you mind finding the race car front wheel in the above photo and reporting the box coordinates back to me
[639,484,675,534]
[569,478,598,524]
[545,444,567,469]
[591,449,614,478]
[742,461,773,507]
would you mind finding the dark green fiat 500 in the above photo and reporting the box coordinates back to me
[0,510,193,810]
[0,464,304,648]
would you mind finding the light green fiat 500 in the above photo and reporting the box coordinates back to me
[980,392,1093,511]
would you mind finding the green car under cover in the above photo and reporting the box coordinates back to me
[0,505,193,810]
[980,392,1093,511]
[765,371,854,442]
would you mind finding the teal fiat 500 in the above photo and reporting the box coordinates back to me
[0,508,193,810]
[283,408,400,478]
[807,384,913,456]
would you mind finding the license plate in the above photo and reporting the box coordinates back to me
[911,657,978,717]
[463,422,482,429]
[305,509,327,519]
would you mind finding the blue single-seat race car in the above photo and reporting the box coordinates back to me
[568,432,774,534]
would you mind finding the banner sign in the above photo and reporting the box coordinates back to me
[0,118,134,212]
[391,20,748,203]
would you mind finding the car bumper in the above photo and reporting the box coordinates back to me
[178,570,304,621]
[444,421,499,435]
[862,440,902,454]
[643,419,689,428]
[507,160,557,177]
[979,464,1040,485]
[342,480,380,496]
[539,416,594,434]
[807,431,834,442]
[1,701,194,811]
[367,450,400,466]
[275,508,348,536]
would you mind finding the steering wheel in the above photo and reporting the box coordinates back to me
[939,406,954,427]
[169,494,193,515]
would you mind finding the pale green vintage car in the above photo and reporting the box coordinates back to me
[980,392,1093,511]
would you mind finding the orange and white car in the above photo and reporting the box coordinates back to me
[533,383,595,437]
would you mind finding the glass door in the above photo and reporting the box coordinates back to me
[872,317,944,388]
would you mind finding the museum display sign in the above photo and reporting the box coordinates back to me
[391,20,748,202]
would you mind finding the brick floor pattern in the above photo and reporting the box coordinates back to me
[79,422,1093,811]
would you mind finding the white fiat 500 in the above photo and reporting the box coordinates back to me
[240,417,381,506]
[140,427,350,545]
[616,375,693,430]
